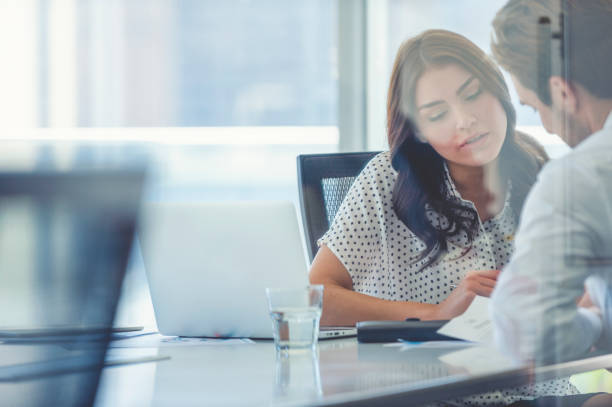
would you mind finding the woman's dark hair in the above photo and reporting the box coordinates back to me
[387,29,547,270]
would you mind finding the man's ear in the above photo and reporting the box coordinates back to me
[549,76,578,114]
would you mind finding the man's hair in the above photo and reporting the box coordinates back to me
[491,0,612,105]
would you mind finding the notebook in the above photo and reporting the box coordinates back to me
[140,201,355,339]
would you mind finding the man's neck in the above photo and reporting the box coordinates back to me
[577,87,612,134]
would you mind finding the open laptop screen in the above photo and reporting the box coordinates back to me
[0,170,144,406]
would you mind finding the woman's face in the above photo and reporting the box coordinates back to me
[414,64,508,169]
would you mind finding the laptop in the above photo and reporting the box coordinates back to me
[140,201,355,339]
[0,170,144,406]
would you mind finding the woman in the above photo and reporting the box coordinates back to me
[310,29,546,325]
[309,29,581,406]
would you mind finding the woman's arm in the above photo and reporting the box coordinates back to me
[310,245,500,326]
[309,245,438,325]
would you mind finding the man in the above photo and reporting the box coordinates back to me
[489,0,612,366]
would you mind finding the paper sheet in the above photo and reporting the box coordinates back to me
[109,333,255,348]
[436,296,493,345]
[384,340,477,350]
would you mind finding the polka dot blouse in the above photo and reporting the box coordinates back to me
[318,151,577,405]
[319,151,515,304]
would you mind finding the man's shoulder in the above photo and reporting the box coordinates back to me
[527,141,612,214]
[539,138,612,184]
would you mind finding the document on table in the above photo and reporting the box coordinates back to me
[109,333,255,348]
[384,340,476,350]
[436,295,494,345]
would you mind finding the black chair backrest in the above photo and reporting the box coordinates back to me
[297,151,381,262]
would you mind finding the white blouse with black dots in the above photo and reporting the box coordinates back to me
[318,151,577,406]
[320,151,515,304]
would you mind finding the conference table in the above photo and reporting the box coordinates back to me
[94,335,612,406]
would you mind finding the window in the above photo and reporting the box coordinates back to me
[1,1,340,327]
[2,0,340,203]
[365,0,568,156]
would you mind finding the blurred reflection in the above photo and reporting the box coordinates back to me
[490,0,612,366]
[273,348,323,403]
[317,340,459,395]
[0,169,144,406]
[0,171,143,329]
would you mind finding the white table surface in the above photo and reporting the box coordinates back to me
[93,337,612,407]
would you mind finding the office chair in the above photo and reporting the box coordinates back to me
[297,151,381,263]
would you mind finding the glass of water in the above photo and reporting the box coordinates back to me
[265,285,324,350]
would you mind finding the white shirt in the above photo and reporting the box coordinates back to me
[491,112,612,363]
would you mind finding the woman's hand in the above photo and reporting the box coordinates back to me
[427,269,501,320]
[577,288,603,317]
[577,289,594,307]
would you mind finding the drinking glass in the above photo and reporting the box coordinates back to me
[265,285,324,350]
